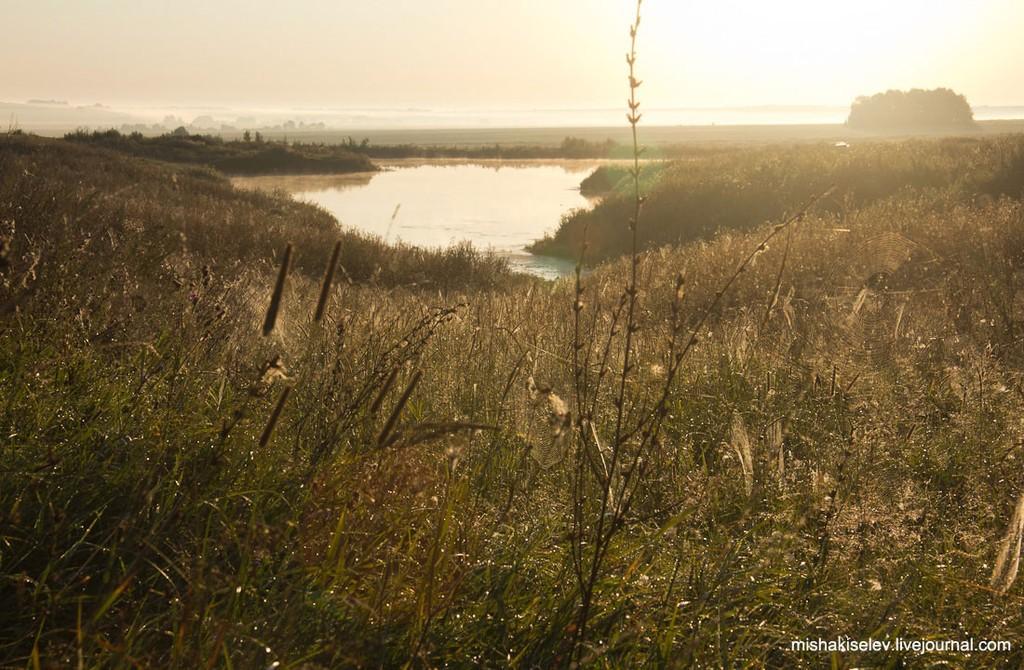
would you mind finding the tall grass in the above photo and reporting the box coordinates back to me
[5,28,1024,670]
[532,134,1024,261]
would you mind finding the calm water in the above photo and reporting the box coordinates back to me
[233,160,601,279]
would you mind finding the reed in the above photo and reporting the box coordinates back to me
[262,243,292,336]
[377,369,423,448]
[313,240,342,322]
[258,385,292,447]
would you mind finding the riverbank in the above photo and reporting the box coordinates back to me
[530,133,1024,260]
[63,129,377,175]
[45,119,1024,170]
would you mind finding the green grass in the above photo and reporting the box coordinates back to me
[4,126,1024,668]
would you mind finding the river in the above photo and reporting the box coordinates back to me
[232,159,603,279]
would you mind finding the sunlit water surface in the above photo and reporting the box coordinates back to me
[233,160,602,279]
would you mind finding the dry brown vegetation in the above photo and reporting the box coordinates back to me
[5,113,1024,665]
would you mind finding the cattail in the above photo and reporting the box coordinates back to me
[314,240,341,322]
[377,369,422,448]
[258,386,291,448]
[369,366,400,415]
[262,243,292,336]
[991,493,1024,594]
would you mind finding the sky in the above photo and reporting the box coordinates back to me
[2,0,1023,110]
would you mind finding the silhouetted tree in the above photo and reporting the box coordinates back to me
[847,88,974,129]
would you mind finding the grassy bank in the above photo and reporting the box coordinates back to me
[1,135,510,295]
[64,128,642,168]
[4,130,1024,667]
[65,129,377,176]
[532,136,1024,260]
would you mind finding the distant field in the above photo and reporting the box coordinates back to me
[17,115,1024,150]
[211,119,1024,148]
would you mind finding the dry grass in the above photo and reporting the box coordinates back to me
[533,134,1024,261]
[4,118,1024,666]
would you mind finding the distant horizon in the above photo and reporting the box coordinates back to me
[11,99,1024,113]
[5,98,1024,135]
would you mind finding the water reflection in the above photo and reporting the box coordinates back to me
[232,160,600,279]
[232,172,376,192]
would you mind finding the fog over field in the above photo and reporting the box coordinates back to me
[6,100,1024,136]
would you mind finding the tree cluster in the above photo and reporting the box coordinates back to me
[847,88,974,129]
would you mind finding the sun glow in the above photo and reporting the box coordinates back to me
[638,0,1012,107]
[1,0,1021,110]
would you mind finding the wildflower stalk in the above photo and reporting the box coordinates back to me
[571,1,644,661]
[567,7,833,660]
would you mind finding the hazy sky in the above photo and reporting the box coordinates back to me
[3,0,1022,109]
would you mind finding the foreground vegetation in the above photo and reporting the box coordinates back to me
[5,111,1024,666]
